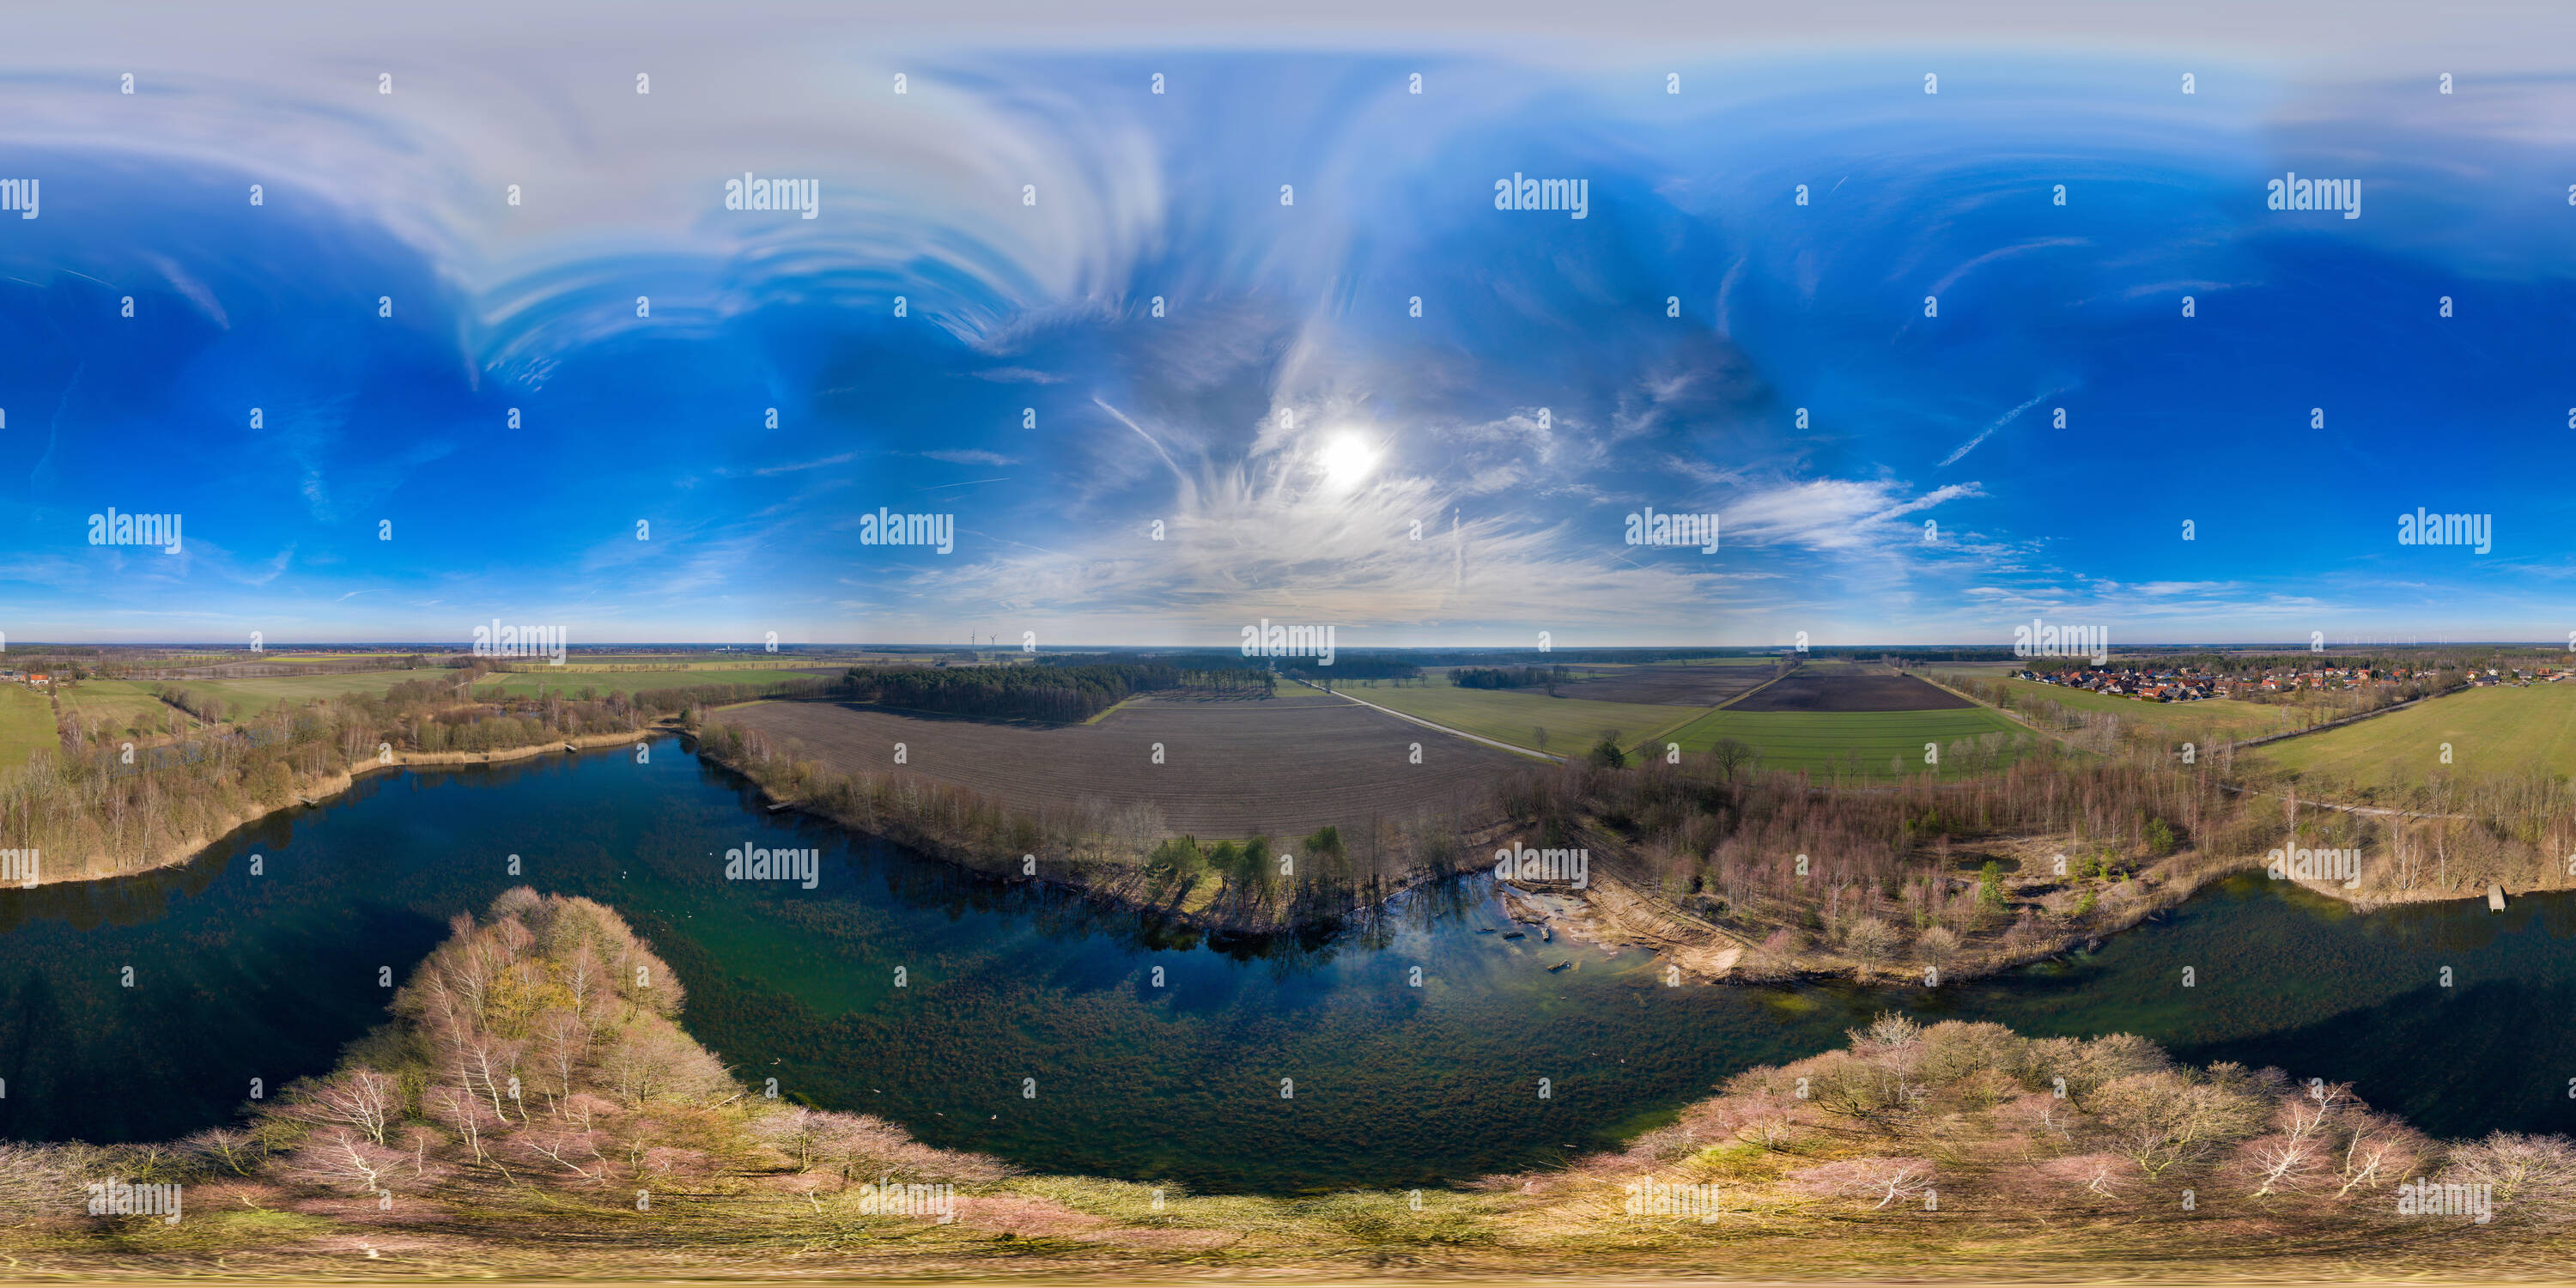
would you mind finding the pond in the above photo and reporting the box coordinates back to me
[3,738,2569,1193]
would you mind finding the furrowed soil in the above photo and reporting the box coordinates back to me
[1730,669,1973,713]
[721,694,1527,840]
[1552,665,1776,705]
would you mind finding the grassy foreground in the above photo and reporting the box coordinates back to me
[6,890,2572,1280]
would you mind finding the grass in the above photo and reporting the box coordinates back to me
[0,683,54,771]
[2243,682,2576,791]
[54,678,198,739]
[1966,676,2299,745]
[1346,676,1710,756]
[185,670,421,716]
[1662,705,2030,779]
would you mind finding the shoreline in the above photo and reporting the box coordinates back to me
[693,729,1512,938]
[30,727,669,888]
[1532,838,2524,989]
[32,715,2530,962]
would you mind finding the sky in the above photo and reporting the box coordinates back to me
[3,4,2574,649]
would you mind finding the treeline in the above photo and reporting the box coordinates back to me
[1280,657,1424,681]
[152,683,228,724]
[838,663,1183,722]
[692,717,1472,932]
[1498,741,2262,980]
[1508,726,2576,978]
[0,684,676,884]
[1450,665,1573,690]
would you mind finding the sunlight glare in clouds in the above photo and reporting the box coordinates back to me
[1319,431,1380,490]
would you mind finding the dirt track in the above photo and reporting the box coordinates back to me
[719,696,1527,841]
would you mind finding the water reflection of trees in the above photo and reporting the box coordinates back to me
[811,836,1507,980]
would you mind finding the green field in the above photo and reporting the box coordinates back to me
[2242,683,2576,791]
[183,671,421,717]
[0,684,54,771]
[1961,676,2297,746]
[1343,677,1710,757]
[1663,705,2031,779]
[55,679,199,739]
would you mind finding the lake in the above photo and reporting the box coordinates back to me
[3,738,2570,1193]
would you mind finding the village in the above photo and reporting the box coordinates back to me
[2012,659,2575,702]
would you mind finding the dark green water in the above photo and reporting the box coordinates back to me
[3,738,2572,1193]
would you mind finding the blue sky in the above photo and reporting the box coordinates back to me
[3,11,2573,648]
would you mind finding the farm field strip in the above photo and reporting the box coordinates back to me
[719,696,1528,841]
[54,680,201,738]
[1550,665,1773,705]
[183,671,423,716]
[2242,683,2576,787]
[1727,668,1972,713]
[1307,683,1559,762]
[1664,706,2029,778]
[1352,679,1711,757]
[0,684,55,771]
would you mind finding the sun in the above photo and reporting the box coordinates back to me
[1318,432,1380,489]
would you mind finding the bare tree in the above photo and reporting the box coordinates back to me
[2091,1071,2268,1180]
[279,1068,398,1146]
[284,1129,408,1197]
[2243,1091,2339,1197]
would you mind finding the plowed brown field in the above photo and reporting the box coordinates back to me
[718,695,1524,841]
[1552,665,1774,705]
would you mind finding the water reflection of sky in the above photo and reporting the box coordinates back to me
[3,743,2572,1191]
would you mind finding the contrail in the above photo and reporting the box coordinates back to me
[1093,396,1187,483]
[1939,389,2057,467]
